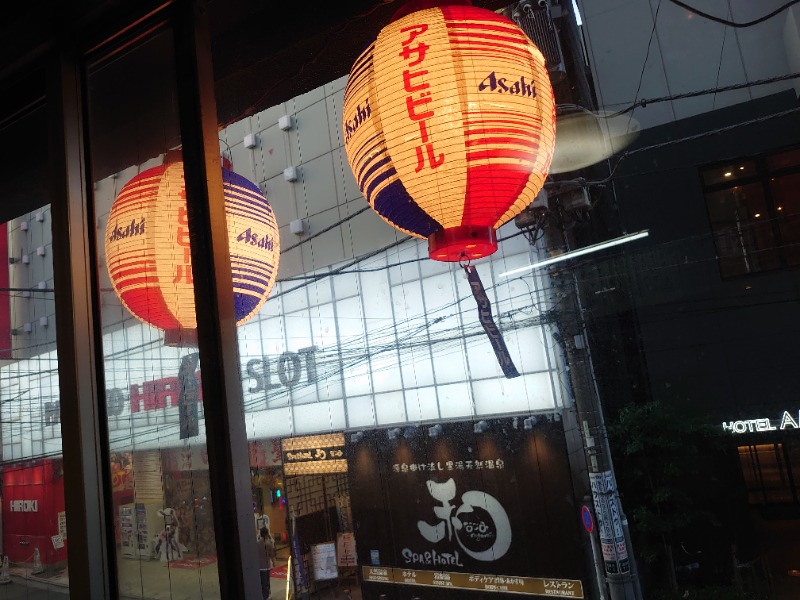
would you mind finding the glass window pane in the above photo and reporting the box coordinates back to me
[770,172,800,266]
[212,2,581,597]
[0,100,74,594]
[706,183,780,276]
[701,160,756,186]
[766,147,800,171]
[86,28,221,599]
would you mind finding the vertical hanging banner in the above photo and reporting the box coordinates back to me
[464,266,520,379]
[588,471,630,575]
[178,353,200,439]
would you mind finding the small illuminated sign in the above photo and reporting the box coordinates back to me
[722,410,800,434]
[10,500,38,512]
[361,567,584,597]
[282,433,347,475]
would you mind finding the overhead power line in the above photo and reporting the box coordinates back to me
[668,0,800,28]
[607,72,800,117]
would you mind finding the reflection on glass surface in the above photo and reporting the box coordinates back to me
[706,184,780,276]
[219,15,569,600]
[0,104,71,595]
[87,28,220,600]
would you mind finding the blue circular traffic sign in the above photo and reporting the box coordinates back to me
[581,505,594,533]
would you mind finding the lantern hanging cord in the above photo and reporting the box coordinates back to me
[667,0,800,28]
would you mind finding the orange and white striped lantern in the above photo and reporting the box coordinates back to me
[343,2,556,261]
[105,160,279,339]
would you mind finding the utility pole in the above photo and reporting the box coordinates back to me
[516,202,642,600]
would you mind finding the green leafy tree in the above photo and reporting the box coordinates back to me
[607,400,732,592]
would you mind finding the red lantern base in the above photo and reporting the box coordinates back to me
[428,225,498,262]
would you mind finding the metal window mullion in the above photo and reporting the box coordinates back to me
[171,1,261,598]
[49,51,116,600]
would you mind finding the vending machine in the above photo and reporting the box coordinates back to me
[119,503,164,558]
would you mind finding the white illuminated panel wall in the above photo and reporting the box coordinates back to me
[0,76,566,458]
[0,227,563,457]
[238,228,561,438]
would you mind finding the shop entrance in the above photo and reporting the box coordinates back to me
[280,433,361,599]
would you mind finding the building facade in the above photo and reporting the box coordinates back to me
[1,0,798,599]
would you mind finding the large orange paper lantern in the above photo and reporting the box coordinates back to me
[343,2,556,261]
[105,160,280,338]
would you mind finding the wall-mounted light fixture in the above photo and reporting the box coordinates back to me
[428,424,443,438]
[474,420,489,434]
[290,219,306,235]
[403,426,418,440]
[244,133,258,149]
[278,115,293,131]
[283,166,299,182]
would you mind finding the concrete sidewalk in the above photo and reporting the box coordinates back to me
[5,555,292,600]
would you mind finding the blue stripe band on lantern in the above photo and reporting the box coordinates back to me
[365,164,396,206]
[232,264,271,279]
[226,200,274,221]
[233,269,274,284]
[343,45,374,105]
[226,197,274,219]
[234,262,272,276]
[233,271,270,288]
[234,256,275,271]
[372,180,441,238]
[226,188,274,213]
[235,281,269,294]
[360,156,394,200]
[232,274,272,288]
[224,169,261,191]
[234,293,261,320]
[353,135,385,174]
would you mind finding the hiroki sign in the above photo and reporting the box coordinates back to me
[722,410,800,434]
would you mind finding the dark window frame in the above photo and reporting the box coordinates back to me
[702,146,800,278]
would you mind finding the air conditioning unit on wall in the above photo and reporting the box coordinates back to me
[512,0,567,82]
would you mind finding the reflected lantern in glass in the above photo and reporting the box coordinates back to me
[105,160,280,339]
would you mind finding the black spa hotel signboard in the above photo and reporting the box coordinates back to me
[346,418,586,599]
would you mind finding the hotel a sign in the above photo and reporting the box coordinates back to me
[722,410,800,434]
